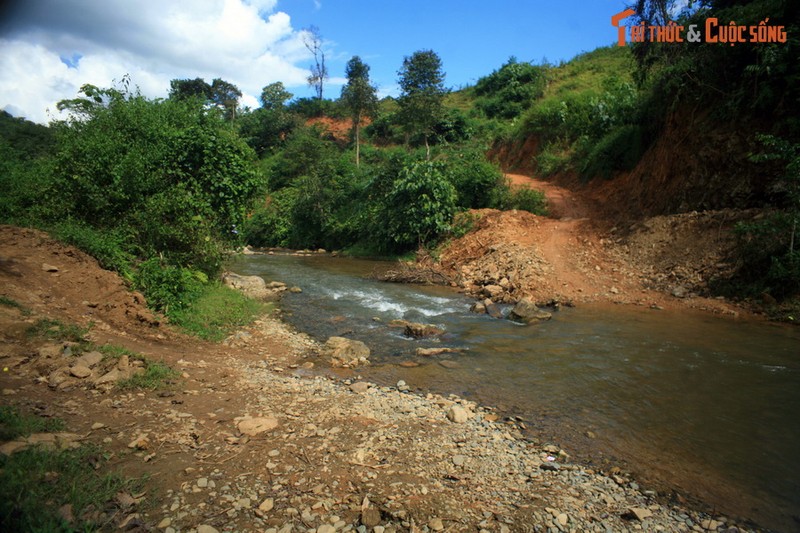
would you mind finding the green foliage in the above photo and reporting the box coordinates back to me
[488,181,548,215]
[243,189,298,248]
[0,406,65,441]
[287,97,344,119]
[0,110,55,159]
[731,135,800,300]
[51,82,263,276]
[384,161,457,248]
[50,221,134,279]
[398,50,447,157]
[473,57,548,119]
[133,258,205,314]
[580,124,646,181]
[441,147,505,208]
[341,56,379,165]
[238,83,297,155]
[168,283,270,341]
[0,444,142,532]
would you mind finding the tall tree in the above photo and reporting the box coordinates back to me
[397,50,446,160]
[340,56,378,167]
[210,78,242,121]
[169,78,212,100]
[260,82,293,110]
[303,26,328,102]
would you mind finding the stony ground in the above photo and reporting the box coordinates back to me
[0,226,764,533]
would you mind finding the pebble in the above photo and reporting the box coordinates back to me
[196,526,219,533]
[452,454,466,466]
[259,498,274,512]
[318,525,336,533]
[197,477,208,488]
[428,518,444,531]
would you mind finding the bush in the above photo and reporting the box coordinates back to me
[384,161,457,249]
[168,283,269,341]
[442,148,505,208]
[133,258,206,314]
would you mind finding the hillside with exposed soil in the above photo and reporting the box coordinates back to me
[433,173,754,318]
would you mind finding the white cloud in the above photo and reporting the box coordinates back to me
[0,0,322,124]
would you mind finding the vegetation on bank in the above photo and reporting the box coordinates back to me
[1,0,797,316]
[0,407,144,532]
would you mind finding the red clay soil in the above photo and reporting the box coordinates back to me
[436,173,748,317]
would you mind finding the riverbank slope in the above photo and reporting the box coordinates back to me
[0,226,767,531]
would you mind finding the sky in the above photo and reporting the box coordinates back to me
[0,0,630,124]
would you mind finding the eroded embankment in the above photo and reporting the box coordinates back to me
[0,226,767,532]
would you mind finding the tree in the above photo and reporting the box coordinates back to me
[210,78,242,121]
[340,56,378,166]
[397,50,446,160]
[260,82,293,110]
[169,78,212,101]
[303,26,328,103]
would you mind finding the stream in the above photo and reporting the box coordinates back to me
[229,253,800,532]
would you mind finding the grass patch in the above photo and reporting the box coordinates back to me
[0,295,31,316]
[117,361,180,391]
[97,344,180,391]
[168,283,269,341]
[26,318,91,345]
[0,444,143,532]
[0,406,66,441]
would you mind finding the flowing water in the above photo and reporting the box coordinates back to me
[230,253,800,532]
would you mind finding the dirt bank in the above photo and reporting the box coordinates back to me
[0,227,764,532]
[433,174,755,319]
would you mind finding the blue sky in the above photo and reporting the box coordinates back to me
[0,0,629,123]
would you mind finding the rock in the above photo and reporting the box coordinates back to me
[197,526,219,533]
[318,525,336,533]
[258,498,274,512]
[75,351,103,368]
[508,298,552,323]
[447,405,471,423]
[197,477,208,488]
[610,286,620,294]
[415,347,463,357]
[237,416,279,436]
[289,286,302,293]
[127,434,150,450]
[438,360,460,369]
[94,368,123,385]
[361,507,382,527]
[428,518,445,531]
[91,422,106,430]
[482,284,504,299]
[398,361,420,368]
[157,517,171,528]
[221,272,277,300]
[557,513,568,526]
[396,380,409,392]
[540,462,561,472]
[38,344,63,358]
[470,302,486,314]
[323,336,370,368]
[404,322,445,338]
[671,285,687,298]
[627,507,653,521]
[48,368,70,388]
[42,263,59,272]
[484,300,503,319]
[69,365,92,378]
[0,440,28,455]
[452,454,466,466]
[349,382,370,394]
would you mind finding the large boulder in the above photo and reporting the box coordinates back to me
[323,337,370,368]
[222,272,278,301]
[508,298,552,324]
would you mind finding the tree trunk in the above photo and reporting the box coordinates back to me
[355,113,361,167]
[425,135,430,161]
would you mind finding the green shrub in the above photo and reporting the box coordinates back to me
[133,258,205,314]
[384,160,457,249]
[443,148,505,209]
[117,360,179,390]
